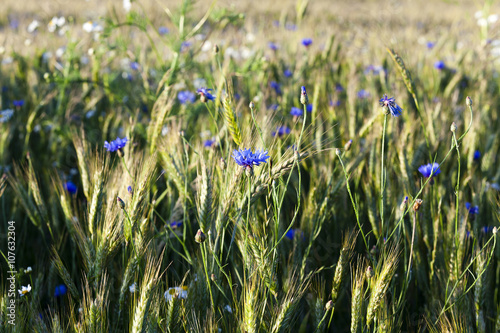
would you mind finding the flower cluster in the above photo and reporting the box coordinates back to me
[104,137,128,152]
[232,148,270,168]
[379,95,403,117]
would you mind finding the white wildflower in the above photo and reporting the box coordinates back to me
[27,20,39,33]
[0,109,14,123]
[164,286,188,302]
[123,0,132,12]
[129,283,137,293]
[18,284,31,296]
[25,267,33,273]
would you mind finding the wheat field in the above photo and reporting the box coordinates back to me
[1,0,500,332]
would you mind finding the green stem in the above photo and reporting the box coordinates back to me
[380,114,388,232]
[337,154,368,251]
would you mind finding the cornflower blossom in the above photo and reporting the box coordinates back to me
[473,150,481,161]
[357,89,370,99]
[104,137,128,152]
[272,126,291,137]
[434,61,445,70]
[270,81,282,95]
[158,26,169,35]
[268,42,279,51]
[13,100,24,107]
[465,202,479,215]
[418,163,441,178]
[284,69,292,78]
[290,107,303,117]
[54,284,67,297]
[197,88,215,102]
[177,91,196,104]
[301,38,313,47]
[232,148,270,168]
[64,181,77,194]
[379,95,403,117]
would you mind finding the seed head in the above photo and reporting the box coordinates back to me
[413,199,423,212]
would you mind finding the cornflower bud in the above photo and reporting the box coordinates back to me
[195,229,206,243]
[450,122,457,133]
[300,86,308,105]
[117,196,125,209]
[413,199,423,212]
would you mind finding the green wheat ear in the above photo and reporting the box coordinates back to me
[387,48,416,99]
[223,96,242,147]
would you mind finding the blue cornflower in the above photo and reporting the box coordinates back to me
[181,41,192,51]
[268,104,279,111]
[465,202,479,215]
[426,41,435,49]
[284,69,292,78]
[104,137,128,152]
[290,107,303,117]
[285,229,297,240]
[64,181,77,195]
[301,38,312,47]
[330,100,341,107]
[197,88,215,102]
[178,90,196,104]
[13,100,24,107]
[306,104,313,113]
[158,26,169,35]
[482,226,494,233]
[268,42,279,51]
[54,284,67,297]
[270,81,282,95]
[204,138,216,148]
[357,89,370,99]
[335,83,344,92]
[379,94,403,117]
[169,221,183,229]
[127,186,133,195]
[418,163,441,178]
[272,126,291,137]
[130,61,139,71]
[434,61,445,70]
[473,150,481,161]
[285,229,304,240]
[232,148,270,168]
[285,23,297,31]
